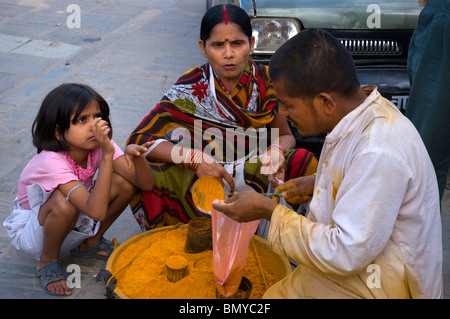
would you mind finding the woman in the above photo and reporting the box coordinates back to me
[127,4,317,230]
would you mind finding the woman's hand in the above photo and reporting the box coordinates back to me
[274,175,315,205]
[212,192,277,222]
[196,153,235,192]
[260,145,286,187]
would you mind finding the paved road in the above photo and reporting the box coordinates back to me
[0,0,448,299]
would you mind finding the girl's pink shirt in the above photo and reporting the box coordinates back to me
[17,141,124,210]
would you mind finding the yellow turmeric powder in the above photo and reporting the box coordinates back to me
[109,228,283,299]
[166,255,188,270]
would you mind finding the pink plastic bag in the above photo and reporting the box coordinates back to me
[211,200,259,297]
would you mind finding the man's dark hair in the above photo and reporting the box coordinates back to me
[269,29,360,99]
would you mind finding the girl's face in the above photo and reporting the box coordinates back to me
[199,22,255,92]
[62,99,103,158]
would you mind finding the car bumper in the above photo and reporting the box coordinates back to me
[356,65,410,113]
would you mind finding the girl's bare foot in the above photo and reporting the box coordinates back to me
[36,261,72,296]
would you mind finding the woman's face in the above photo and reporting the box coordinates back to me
[199,22,255,92]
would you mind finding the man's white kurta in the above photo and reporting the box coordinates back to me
[265,86,443,299]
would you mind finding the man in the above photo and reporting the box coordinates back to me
[213,29,442,298]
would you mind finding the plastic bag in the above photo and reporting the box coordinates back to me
[211,200,259,297]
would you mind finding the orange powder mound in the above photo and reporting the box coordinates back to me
[166,255,188,270]
[110,228,281,299]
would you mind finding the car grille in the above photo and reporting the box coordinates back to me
[339,38,401,55]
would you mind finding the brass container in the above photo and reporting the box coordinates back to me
[166,255,189,282]
[184,217,213,253]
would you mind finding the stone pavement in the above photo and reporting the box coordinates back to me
[0,0,449,299]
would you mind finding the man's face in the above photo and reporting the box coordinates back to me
[273,80,327,138]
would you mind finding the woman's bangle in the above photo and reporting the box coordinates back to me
[141,148,152,158]
[183,149,203,171]
[267,144,285,156]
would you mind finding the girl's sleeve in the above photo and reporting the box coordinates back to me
[17,152,79,210]
[111,140,125,160]
[27,153,80,192]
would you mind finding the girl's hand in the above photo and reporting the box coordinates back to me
[260,145,286,187]
[92,118,114,155]
[125,141,154,160]
[122,141,154,191]
[274,175,315,205]
[195,153,235,192]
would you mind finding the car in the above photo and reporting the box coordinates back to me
[206,0,424,155]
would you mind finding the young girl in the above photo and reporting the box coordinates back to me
[3,83,154,296]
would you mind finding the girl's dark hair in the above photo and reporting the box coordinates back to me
[32,83,112,153]
[200,4,252,43]
[269,29,361,100]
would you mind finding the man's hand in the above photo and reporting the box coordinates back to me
[212,192,278,223]
[275,175,315,205]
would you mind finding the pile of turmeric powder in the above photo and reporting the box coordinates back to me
[109,227,283,299]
